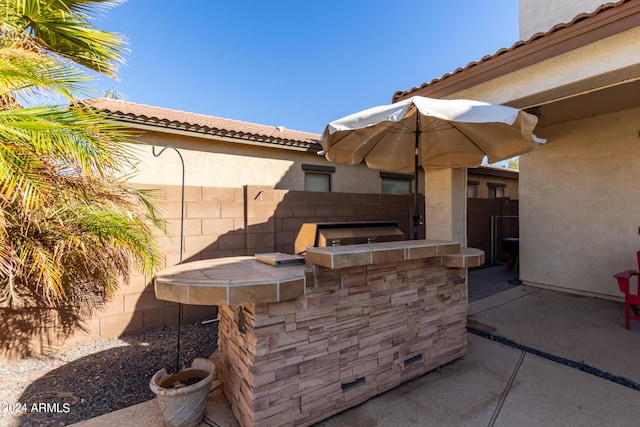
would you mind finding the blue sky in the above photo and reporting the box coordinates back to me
[92,1,520,135]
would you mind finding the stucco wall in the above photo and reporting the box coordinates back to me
[415,1,640,301]
[519,0,606,39]
[425,168,467,245]
[452,26,640,107]
[520,106,640,299]
[122,129,413,194]
[467,172,519,199]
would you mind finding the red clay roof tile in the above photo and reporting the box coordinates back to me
[84,98,321,151]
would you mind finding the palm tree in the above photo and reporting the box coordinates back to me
[0,0,162,313]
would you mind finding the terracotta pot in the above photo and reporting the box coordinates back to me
[150,358,218,427]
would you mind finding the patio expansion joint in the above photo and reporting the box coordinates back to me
[467,327,640,392]
[488,350,526,427]
[468,288,541,317]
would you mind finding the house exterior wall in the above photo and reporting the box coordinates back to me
[128,129,469,247]
[467,171,519,199]
[520,106,640,299]
[122,129,418,194]
[519,0,607,39]
[413,4,640,299]
[451,26,640,107]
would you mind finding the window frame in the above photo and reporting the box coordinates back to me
[380,172,413,195]
[467,180,479,198]
[302,164,335,192]
[487,182,507,199]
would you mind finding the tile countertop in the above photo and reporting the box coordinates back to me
[154,256,311,306]
[305,239,484,270]
[153,241,484,306]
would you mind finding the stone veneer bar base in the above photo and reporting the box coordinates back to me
[218,256,467,427]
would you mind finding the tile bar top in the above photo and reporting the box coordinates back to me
[153,256,311,306]
[305,239,483,269]
[441,247,485,268]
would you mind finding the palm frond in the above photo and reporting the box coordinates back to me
[0,105,132,169]
[0,104,133,210]
[0,0,162,315]
[2,0,127,77]
[0,46,90,102]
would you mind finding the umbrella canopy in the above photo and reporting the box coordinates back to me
[320,96,546,239]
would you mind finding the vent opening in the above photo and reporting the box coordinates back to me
[404,354,423,366]
[341,377,365,392]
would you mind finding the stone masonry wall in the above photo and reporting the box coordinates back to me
[218,257,467,427]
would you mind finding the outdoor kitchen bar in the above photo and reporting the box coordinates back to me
[154,239,483,427]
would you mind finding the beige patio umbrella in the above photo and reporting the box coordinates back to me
[320,96,545,239]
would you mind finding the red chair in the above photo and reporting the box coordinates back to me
[614,250,640,329]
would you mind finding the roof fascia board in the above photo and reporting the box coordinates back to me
[468,167,518,179]
[506,63,640,109]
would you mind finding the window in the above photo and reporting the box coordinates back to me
[305,172,331,192]
[488,182,506,198]
[467,180,479,198]
[302,164,334,192]
[380,172,413,195]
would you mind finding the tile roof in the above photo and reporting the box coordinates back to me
[392,0,632,101]
[84,98,321,151]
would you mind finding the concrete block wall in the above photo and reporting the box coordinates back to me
[1,184,423,360]
[157,185,247,265]
[246,185,423,256]
[66,183,245,345]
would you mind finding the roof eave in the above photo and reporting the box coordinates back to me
[104,111,322,153]
[392,0,640,102]
[469,165,519,178]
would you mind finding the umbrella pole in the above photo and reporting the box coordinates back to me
[413,115,421,240]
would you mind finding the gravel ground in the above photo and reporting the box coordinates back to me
[0,321,219,427]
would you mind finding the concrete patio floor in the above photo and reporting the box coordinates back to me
[72,266,640,427]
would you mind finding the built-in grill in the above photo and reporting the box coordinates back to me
[294,221,405,254]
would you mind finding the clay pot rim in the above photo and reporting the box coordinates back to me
[150,358,218,397]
